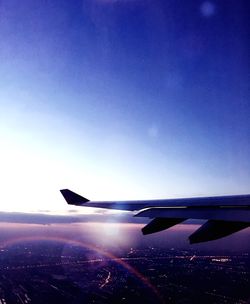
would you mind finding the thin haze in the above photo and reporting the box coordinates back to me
[0,0,249,212]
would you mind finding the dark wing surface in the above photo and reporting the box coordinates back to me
[60,189,250,243]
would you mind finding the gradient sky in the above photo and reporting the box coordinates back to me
[0,0,249,212]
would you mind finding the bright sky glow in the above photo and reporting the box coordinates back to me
[200,1,216,18]
[0,1,249,212]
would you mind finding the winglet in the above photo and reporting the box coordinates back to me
[60,189,89,205]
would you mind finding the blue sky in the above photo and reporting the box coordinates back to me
[0,0,249,212]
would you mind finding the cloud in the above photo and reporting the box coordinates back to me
[0,211,146,225]
[0,212,249,251]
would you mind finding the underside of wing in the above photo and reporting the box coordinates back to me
[140,217,250,243]
[135,207,250,243]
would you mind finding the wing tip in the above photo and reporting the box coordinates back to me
[60,189,89,205]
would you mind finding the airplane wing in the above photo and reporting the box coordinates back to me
[60,189,250,244]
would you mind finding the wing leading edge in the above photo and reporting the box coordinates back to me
[60,189,250,243]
